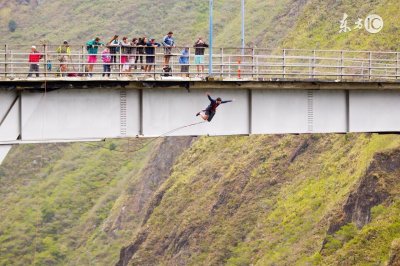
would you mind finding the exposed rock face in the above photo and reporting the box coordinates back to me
[116,137,195,266]
[117,229,149,266]
[388,239,400,266]
[324,149,400,244]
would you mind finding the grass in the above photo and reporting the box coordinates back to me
[0,139,156,266]
[116,134,400,265]
[2,0,400,265]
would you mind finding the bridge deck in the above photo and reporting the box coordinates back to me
[1,77,400,91]
[1,46,400,85]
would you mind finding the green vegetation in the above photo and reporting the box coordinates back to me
[0,0,309,48]
[282,0,400,51]
[0,139,157,265]
[2,0,400,265]
[117,134,400,265]
[8,20,17,32]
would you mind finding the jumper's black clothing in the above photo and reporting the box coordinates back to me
[202,95,232,122]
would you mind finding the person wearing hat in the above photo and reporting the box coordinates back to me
[27,46,43,77]
[162,31,176,67]
[56,40,71,76]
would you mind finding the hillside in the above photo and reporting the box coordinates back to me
[2,0,400,265]
[0,0,309,47]
[2,0,399,51]
[282,0,400,50]
[115,134,400,265]
[0,137,194,265]
[2,134,400,265]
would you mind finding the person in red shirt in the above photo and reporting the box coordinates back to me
[28,46,43,77]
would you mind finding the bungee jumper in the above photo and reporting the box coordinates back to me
[196,92,233,122]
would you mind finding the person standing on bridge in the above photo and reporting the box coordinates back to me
[56,40,71,77]
[27,46,43,77]
[101,47,112,77]
[108,35,121,68]
[193,37,209,78]
[179,46,190,78]
[86,37,104,77]
[196,92,233,122]
[144,37,160,74]
[162,31,175,67]
[121,37,131,75]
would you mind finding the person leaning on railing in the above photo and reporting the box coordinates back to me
[179,46,190,78]
[144,37,161,75]
[129,38,138,71]
[86,37,104,77]
[162,31,176,67]
[121,37,131,75]
[56,40,71,77]
[135,37,146,70]
[108,35,121,67]
[27,45,43,77]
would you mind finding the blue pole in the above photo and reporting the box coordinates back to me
[209,0,213,76]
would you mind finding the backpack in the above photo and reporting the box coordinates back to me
[86,43,92,52]
[162,66,172,77]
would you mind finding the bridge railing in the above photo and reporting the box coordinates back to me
[0,44,399,81]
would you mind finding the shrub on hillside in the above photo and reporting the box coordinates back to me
[8,20,17,32]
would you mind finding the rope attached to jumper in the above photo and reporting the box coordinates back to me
[86,120,207,154]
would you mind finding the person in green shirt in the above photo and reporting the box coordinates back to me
[86,37,104,77]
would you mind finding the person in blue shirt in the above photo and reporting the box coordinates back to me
[162,31,175,67]
[196,92,233,122]
[179,47,190,77]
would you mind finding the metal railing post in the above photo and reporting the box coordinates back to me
[252,48,255,79]
[81,45,84,76]
[10,49,14,76]
[228,54,231,78]
[385,63,388,78]
[368,51,372,80]
[4,44,8,77]
[153,47,156,79]
[396,52,399,80]
[340,51,344,81]
[220,48,224,78]
[282,49,286,79]
[78,49,81,74]
[256,55,259,79]
[44,44,48,78]
[119,46,122,77]
[312,50,316,79]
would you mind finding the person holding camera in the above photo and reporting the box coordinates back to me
[193,37,209,77]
